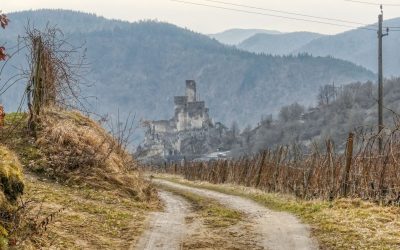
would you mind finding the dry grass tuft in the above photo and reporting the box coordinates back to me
[0,111,160,248]
[33,108,155,201]
[36,108,133,172]
[17,174,159,249]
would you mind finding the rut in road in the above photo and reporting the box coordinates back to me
[134,191,189,250]
[154,179,319,250]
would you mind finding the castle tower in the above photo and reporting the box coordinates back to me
[186,80,196,102]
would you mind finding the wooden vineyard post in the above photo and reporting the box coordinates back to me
[343,132,354,197]
[256,151,267,188]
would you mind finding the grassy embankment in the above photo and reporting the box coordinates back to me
[0,111,159,249]
[157,174,400,250]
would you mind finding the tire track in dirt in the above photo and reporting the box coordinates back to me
[154,179,319,250]
[134,191,190,250]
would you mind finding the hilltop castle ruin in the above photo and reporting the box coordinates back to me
[138,80,228,163]
[147,80,212,134]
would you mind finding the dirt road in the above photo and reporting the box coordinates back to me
[151,179,319,250]
[134,191,190,250]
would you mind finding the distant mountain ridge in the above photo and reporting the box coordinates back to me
[215,18,400,76]
[1,10,374,136]
[237,32,324,55]
[209,28,282,45]
[4,9,131,39]
[295,18,400,76]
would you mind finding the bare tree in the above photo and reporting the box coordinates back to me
[318,83,337,106]
[107,110,138,154]
[21,25,88,131]
[279,103,305,122]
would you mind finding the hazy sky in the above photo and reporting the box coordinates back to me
[3,0,400,34]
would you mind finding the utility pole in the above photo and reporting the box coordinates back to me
[378,5,389,153]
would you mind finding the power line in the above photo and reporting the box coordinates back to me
[202,0,372,26]
[171,0,377,31]
[345,0,383,6]
[344,0,400,6]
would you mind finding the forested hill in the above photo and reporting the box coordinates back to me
[209,28,282,45]
[294,17,400,76]
[237,32,324,55]
[2,10,374,129]
[241,78,400,154]
[4,9,131,38]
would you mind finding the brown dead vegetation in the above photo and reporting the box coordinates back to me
[17,173,157,249]
[30,108,156,202]
[162,129,400,204]
[0,110,158,248]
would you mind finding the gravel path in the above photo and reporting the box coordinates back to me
[153,179,319,250]
[134,191,190,250]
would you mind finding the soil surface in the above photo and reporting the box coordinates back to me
[134,191,190,250]
[145,179,319,250]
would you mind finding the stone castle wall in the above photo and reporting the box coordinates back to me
[140,80,215,161]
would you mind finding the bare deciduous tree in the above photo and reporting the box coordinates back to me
[279,103,304,122]
[22,25,88,131]
[318,83,337,106]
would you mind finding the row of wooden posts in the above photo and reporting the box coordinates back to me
[159,131,400,203]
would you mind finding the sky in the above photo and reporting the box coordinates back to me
[2,0,400,35]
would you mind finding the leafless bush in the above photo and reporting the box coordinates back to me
[106,110,137,159]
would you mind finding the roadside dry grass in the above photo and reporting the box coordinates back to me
[0,112,160,249]
[157,183,262,250]
[157,174,400,250]
[18,173,159,249]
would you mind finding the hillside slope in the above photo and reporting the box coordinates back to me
[241,78,400,153]
[209,28,282,45]
[2,10,375,130]
[238,32,324,55]
[4,9,131,40]
[295,18,400,76]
